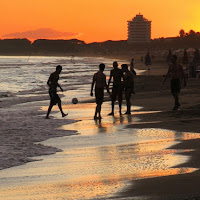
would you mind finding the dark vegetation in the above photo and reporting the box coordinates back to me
[0,29,200,57]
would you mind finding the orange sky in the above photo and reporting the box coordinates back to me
[1,0,200,43]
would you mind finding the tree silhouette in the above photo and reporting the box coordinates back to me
[188,30,196,39]
[179,29,185,38]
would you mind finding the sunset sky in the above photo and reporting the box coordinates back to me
[1,0,200,43]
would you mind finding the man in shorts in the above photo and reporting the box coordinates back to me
[90,63,110,120]
[46,65,67,119]
[108,61,123,115]
[122,64,134,115]
[163,55,186,110]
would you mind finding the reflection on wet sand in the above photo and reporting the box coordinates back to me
[1,102,200,200]
[1,168,197,200]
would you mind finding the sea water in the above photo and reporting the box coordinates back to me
[0,56,114,96]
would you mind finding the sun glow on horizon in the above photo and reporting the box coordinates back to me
[0,0,200,43]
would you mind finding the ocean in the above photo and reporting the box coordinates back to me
[0,56,116,97]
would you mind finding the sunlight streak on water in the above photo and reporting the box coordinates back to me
[1,56,200,200]
[1,102,200,200]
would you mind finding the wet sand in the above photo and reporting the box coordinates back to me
[0,96,78,170]
[1,100,200,200]
[0,62,200,200]
[112,72,200,200]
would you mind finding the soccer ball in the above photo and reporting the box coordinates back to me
[72,98,78,104]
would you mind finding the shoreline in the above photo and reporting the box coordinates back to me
[0,59,200,199]
[110,73,200,199]
[1,71,199,168]
[0,94,78,170]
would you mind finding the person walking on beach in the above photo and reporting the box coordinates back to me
[163,55,186,110]
[108,61,123,116]
[46,65,67,119]
[90,63,110,120]
[122,64,134,115]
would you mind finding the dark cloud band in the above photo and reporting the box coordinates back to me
[2,28,80,40]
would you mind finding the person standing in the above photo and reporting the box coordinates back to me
[145,52,151,70]
[130,58,136,94]
[90,63,110,120]
[163,55,186,110]
[122,64,134,115]
[108,61,123,115]
[46,65,67,119]
[130,58,137,74]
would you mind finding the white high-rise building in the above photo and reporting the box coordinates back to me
[127,14,151,43]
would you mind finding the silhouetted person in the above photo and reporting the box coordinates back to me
[122,64,134,115]
[46,65,67,119]
[183,48,189,65]
[90,63,110,120]
[163,55,186,110]
[130,58,135,71]
[108,61,123,116]
[130,58,137,94]
[145,52,151,70]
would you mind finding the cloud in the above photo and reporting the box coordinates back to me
[1,28,80,40]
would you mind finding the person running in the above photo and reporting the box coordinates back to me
[122,64,134,115]
[46,65,67,119]
[90,63,110,120]
[163,55,186,110]
[108,61,123,115]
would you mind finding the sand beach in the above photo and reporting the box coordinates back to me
[0,56,200,200]
[113,74,200,200]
